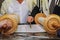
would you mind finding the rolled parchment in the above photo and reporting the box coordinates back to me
[44,14,60,34]
[35,13,46,24]
[0,14,18,35]
[35,14,60,34]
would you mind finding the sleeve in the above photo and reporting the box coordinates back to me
[31,5,40,17]
[29,5,40,24]
[1,1,6,15]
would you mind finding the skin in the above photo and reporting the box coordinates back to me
[17,0,23,4]
[27,16,34,23]
[0,19,12,28]
[0,19,12,34]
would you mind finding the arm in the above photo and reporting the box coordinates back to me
[31,5,40,17]
[27,5,40,24]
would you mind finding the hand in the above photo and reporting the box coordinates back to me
[0,19,12,29]
[27,16,34,23]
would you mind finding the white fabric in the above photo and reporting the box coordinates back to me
[49,0,52,7]
[42,0,50,16]
[26,0,37,12]
[1,0,37,14]
[1,0,37,23]
[3,0,29,23]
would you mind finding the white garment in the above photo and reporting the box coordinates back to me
[1,0,37,15]
[42,0,50,16]
[6,0,29,23]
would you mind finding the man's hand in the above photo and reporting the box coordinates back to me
[27,16,34,23]
[0,19,12,29]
